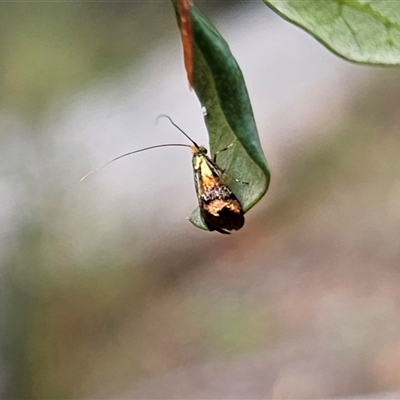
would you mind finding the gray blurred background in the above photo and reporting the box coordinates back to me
[2,1,400,399]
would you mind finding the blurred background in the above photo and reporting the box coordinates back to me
[2,1,400,399]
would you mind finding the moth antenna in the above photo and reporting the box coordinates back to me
[80,143,191,182]
[156,114,200,149]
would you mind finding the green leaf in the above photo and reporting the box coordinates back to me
[264,0,400,65]
[171,2,270,230]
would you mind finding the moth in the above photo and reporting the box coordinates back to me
[81,115,245,234]
[191,141,244,234]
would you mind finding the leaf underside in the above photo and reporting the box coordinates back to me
[264,0,400,65]
[172,2,271,230]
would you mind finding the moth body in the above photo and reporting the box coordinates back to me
[191,145,244,234]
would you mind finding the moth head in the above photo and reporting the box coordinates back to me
[192,145,208,155]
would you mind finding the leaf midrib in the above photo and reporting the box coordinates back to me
[338,0,400,32]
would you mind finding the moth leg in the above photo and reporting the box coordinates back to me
[213,141,236,163]
[228,173,249,185]
[220,168,249,185]
[213,140,249,185]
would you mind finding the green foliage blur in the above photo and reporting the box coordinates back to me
[0,2,171,115]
